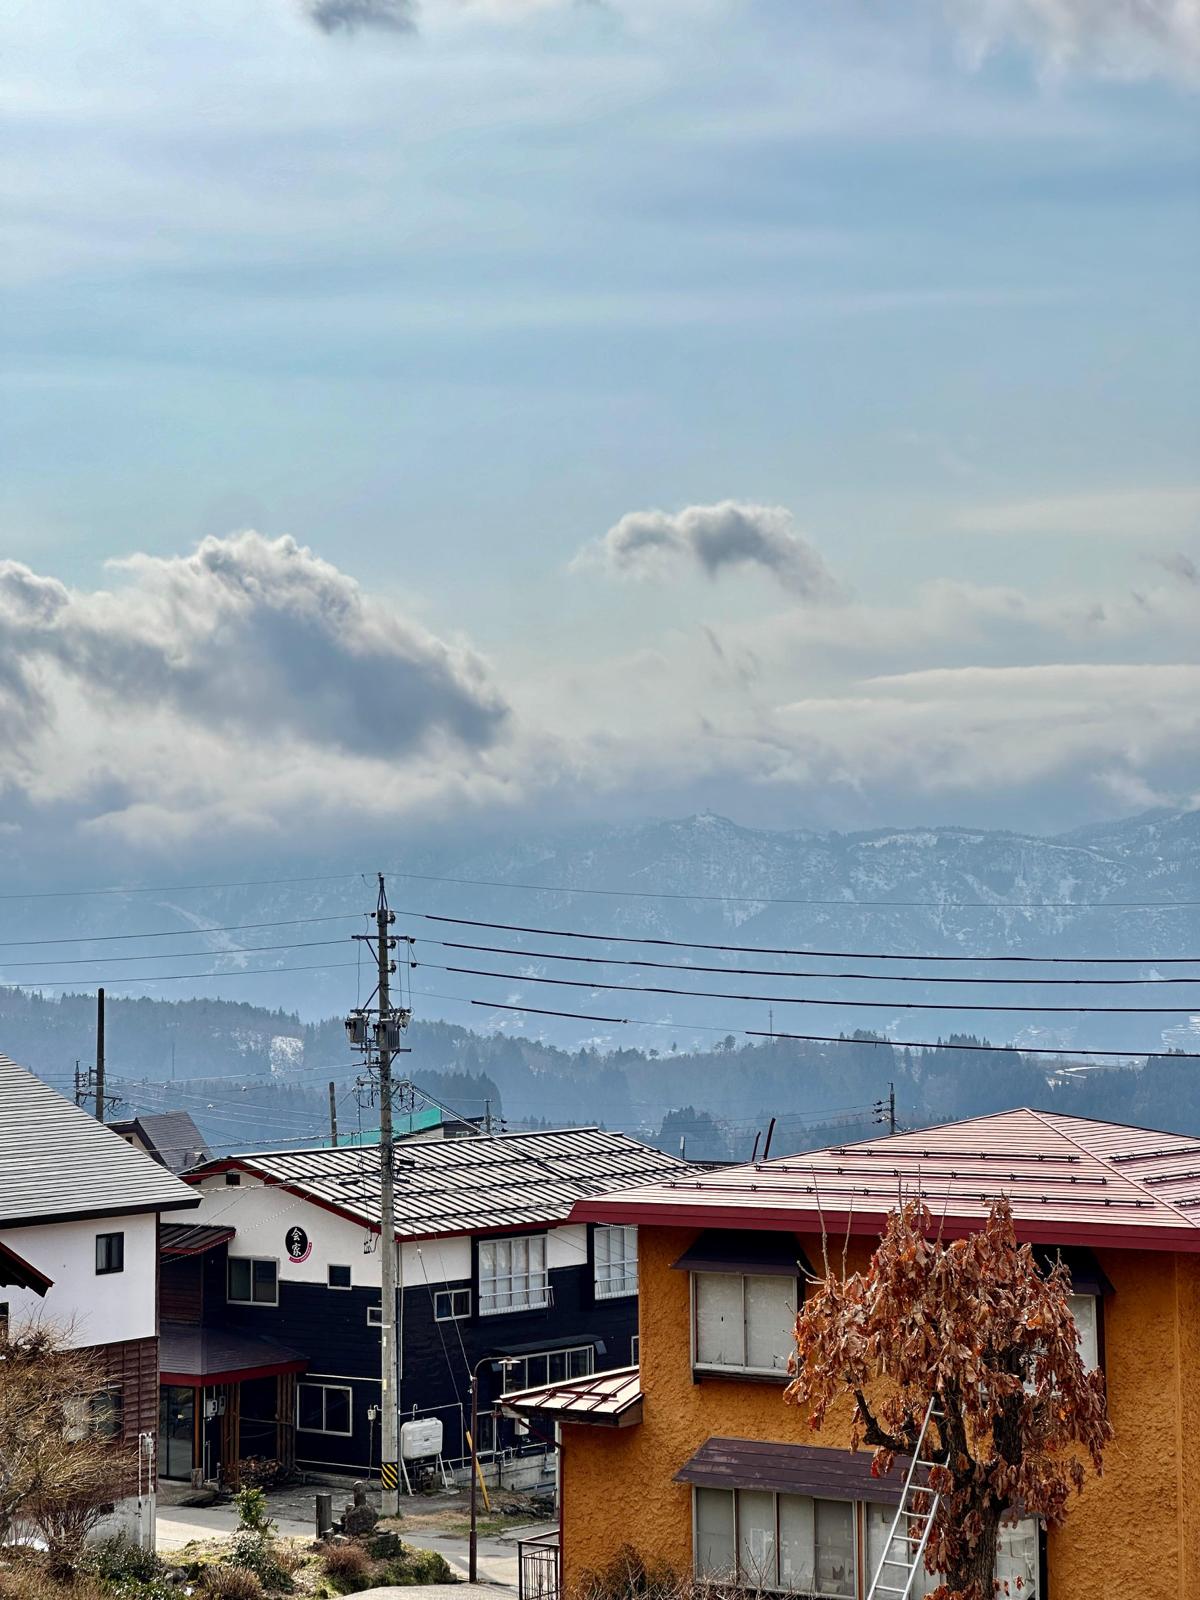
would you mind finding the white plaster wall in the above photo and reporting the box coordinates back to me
[402,1236,470,1288]
[0,1212,158,1347]
[190,1177,383,1289]
[547,1223,588,1271]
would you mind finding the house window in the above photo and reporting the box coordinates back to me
[65,1388,125,1443]
[501,1344,595,1394]
[228,1257,279,1306]
[0,1303,8,1338]
[95,1232,124,1275]
[865,1504,1039,1599]
[695,1488,854,1596]
[1068,1293,1100,1372]
[478,1235,549,1315]
[594,1225,638,1299]
[693,1272,796,1375]
[225,1173,241,1186]
[328,1264,352,1289]
[434,1287,471,1321]
[296,1383,352,1436]
[367,1305,384,1327]
[631,1333,640,1365]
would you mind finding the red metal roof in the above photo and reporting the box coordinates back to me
[570,1109,1200,1252]
[500,1365,643,1427]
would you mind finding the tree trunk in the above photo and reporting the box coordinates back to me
[943,1509,1001,1600]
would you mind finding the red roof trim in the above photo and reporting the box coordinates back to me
[160,1358,307,1387]
[570,1197,1200,1253]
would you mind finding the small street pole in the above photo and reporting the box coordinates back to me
[328,1081,339,1148]
[469,1355,517,1581]
[874,1081,897,1136]
[95,987,106,1122]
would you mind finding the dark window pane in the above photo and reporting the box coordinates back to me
[325,1388,351,1434]
[297,1387,323,1431]
[228,1259,252,1301]
[252,1260,277,1303]
[91,1389,124,1439]
[328,1265,351,1289]
[96,1233,124,1274]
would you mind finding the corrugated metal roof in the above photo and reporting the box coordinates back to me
[0,1053,200,1226]
[675,1437,912,1506]
[191,1127,697,1240]
[160,1223,236,1257]
[501,1365,643,1426]
[159,1321,307,1383]
[571,1108,1200,1252]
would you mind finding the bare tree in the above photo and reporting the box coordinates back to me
[785,1197,1112,1600]
[0,1323,135,1573]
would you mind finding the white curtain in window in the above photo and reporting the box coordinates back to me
[778,1494,816,1592]
[695,1273,743,1366]
[595,1225,638,1297]
[737,1488,777,1587]
[480,1235,548,1314]
[695,1488,735,1578]
[1067,1293,1099,1372]
[744,1274,797,1372]
[995,1517,1039,1597]
[814,1499,855,1598]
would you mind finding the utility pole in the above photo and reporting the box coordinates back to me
[874,1081,897,1136]
[328,1082,339,1148]
[95,987,106,1122]
[73,1059,82,1107]
[346,874,411,1520]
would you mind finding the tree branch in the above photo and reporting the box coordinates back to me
[853,1389,910,1454]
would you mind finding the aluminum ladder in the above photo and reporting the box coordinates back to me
[865,1396,946,1600]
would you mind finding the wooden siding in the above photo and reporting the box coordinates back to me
[160,1255,203,1324]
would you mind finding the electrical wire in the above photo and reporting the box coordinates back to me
[0,914,365,949]
[0,937,350,970]
[427,958,1200,1014]
[0,960,358,989]
[0,872,361,902]
[424,935,1200,987]
[468,1000,1200,1061]
[404,911,1200,966]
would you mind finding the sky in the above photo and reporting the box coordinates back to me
[2,0,1199,872]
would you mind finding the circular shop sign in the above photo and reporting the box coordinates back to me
[285,1225,312,1264]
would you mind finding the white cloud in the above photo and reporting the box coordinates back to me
[947,0,1200,82]
[575,501,838,598]
[956,487,1200,539]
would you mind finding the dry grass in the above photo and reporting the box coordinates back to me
[202,1565,266,1600]
[0,1565,109,1600]
[321,1543,371,1582]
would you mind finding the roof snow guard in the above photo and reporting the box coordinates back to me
[0,1053,199,1228]
[186,1127,698,1242]
[570,1108,1200,1253]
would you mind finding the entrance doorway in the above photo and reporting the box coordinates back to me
[159,1385,196,1480]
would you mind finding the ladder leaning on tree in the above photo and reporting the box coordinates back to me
[866,1394,947,1600]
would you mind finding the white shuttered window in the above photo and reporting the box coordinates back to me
[594,1225,638,1299]
[478,1234,549,1315]
[694,1272,796,1374]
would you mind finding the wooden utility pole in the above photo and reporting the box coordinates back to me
[328,1082,339,1147]
[95,987,106,1122]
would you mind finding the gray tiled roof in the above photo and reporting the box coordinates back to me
[111,1111,212,1172]
[0,1053,200,1226]
[194,1127,697,1240]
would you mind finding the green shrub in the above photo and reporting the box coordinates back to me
[93,1534,164,1585]
[203,1567,265,1600]
[321,1541,372,1593]
[233,1486,274,1536]
[226,1530,295,1593]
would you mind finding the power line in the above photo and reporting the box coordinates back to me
[469,999,1200,1061]
[0,960,358,989]
[405,911,1200,965]
[0,914,363,949]
[0,872,361,902]
[424,935,1200,987]
[384,870,1200,912]
[428,958,1200,1014]
[0,938,349,970]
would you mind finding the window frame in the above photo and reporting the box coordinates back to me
[501,1343,596,1394]
[327,1264,352,1290]
[295,1381,353,1437]
[434,1286,472,1322]
[692,1486,856,1597]
[593,1223,639,1301]
[476,1233,550,1317]
[95,1232,125,1276]
[691,1270,798,1378]
[227,1255,280,1307]
[366,1304,384,1327]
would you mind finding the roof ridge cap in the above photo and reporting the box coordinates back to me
[1025,1106,1200,1230]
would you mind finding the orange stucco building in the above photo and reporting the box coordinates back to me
[506,1109,1200,1600]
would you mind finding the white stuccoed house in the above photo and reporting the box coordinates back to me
[0,1052,199,1548]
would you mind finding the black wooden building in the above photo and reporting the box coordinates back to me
[159,1128,693,1484]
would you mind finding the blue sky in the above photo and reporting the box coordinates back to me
[1,0,1198,862]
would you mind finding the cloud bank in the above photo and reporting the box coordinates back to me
[305,0,415,33]
[577,501,837,598]
[947,0,1200,81]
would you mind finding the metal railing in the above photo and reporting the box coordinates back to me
[518,1530,561,1600]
